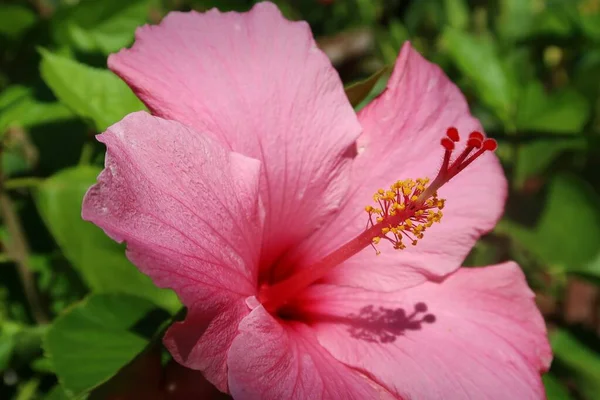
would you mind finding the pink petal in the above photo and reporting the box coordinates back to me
[108,2,361,269]
[82,111,263,389]
[285,42,507,291]
[296,263,552,400]
[227,305,383,400]
[163,296,248,392]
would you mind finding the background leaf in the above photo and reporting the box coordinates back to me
[551,329,600,400]
[513,82,590,185]
[344,66,390,108]
[498,174,600,280]
[0,4,37,40]
[34,166,181,313]
[44,294,155,398]
[443,28,517,124]
[52,0,152,55]
[39,50,145,131]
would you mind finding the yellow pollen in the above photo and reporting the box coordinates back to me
[364,177,446,253]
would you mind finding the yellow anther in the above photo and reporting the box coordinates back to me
[364,176,446,255]
[394,242,406,250]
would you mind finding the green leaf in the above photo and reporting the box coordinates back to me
[514,140,586,187]
[52,0,151,55]
[577,0,600,40]
[31,356,54,373]
[45,385,69,400]
[189,0,249,11]
[0,4,37,39]
[571,252,600,283]
[543,374,573,400]
[516,82,590,133]
[536,175,600,269]
[498,175,600,278]
[39,50,145,131]
[534,7,574,37]
[15,379,39,400]
[551,329,600,400]
[44,294,155,398]
[0,86,74,134]
[344,66,390,108]
[443,0,469,30]
[377,19,409,65]
[34,166,180,313]
[443,28,516,124]
[497,0,536,41]
[0,321,20,370]
[513,82,590,185]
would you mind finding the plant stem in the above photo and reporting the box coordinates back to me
[0,144,49,324]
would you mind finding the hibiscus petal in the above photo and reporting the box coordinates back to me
[227,305,382,400]
[108,2,361,268]
[163,295,248,392]
[286,42,507,291]
[82,111,263,389]
[297,263,552,400]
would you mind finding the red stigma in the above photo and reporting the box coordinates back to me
[483,138,498,151]
[446,127,460,142]
[426,127,497,196]
[468,131,484,142]
[441,137,455,151]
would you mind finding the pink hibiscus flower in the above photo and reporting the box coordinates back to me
[82,2,552,399]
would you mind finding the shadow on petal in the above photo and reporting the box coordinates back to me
[309,302,436,344]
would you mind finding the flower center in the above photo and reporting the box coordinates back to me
[259,127,497,313]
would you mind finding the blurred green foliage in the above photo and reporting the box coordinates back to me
[0,0,599,398]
